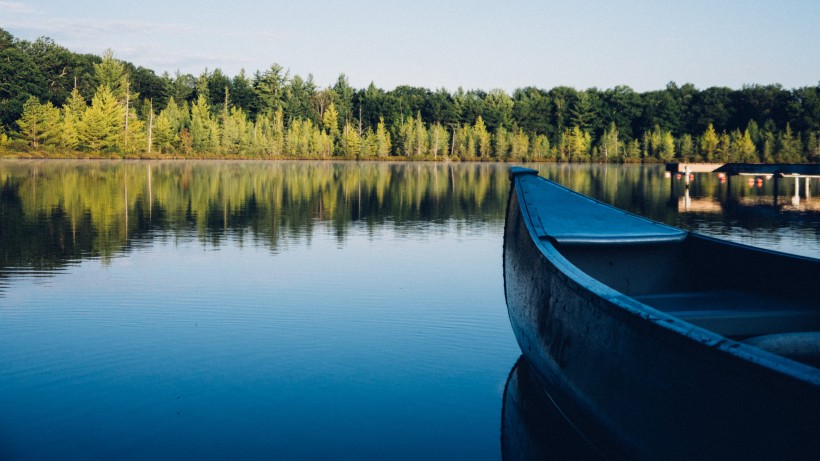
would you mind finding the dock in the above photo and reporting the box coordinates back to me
[666,162,820,178]
[666,162,820,211]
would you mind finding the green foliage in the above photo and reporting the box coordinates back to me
[16,96,60,148]
[322,102,340,137]
[473,116,491,158]
[80,85,124,151]
[700,123,719,161]
[3,28,819,162]
[190,95,216,152]
[600,122,621,160]
[94,49,127,96]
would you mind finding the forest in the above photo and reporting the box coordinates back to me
[1,28,819,163]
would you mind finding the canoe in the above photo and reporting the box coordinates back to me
[503,167,820,460]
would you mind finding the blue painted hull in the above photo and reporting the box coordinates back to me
[503,168,820,460]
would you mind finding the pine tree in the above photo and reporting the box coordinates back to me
[16,96,60,148]
[59,107,80,150]
[568,126,591,160]
[221,106,249,152]
[493,126,510,159]
[679,134,695,161]
[340,121,361,158]
[776,123,802,163]
[414,114,428,157]
[732,129,757,162]
[59,88,85,150]
[80,85,125,151]
[322,102,340,137]
[807,131,820,162]
[272,108,285,156]
[532,134,550,159]
[473,116,491,158]
[624,139,641,162]
[190,95,215,152]
[659,131,675,161]
[152,111,176,153]
[121,107,147,153]
[600,122,621,160]
[398,115,415,157]
[374,117,391,157]
[510,129,530,159]
[428,123,448,159]
[700,123,719,161]
[94,49,126,96]
[717,132,731,162]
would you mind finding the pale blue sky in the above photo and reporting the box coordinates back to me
[3,0,818,92]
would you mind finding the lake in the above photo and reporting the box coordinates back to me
[1,160,818,460]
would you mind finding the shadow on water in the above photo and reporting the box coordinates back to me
[501,356,608,461]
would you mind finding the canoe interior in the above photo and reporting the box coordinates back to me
[557,236,820,344]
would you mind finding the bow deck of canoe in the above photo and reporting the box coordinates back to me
[503,167,820,460]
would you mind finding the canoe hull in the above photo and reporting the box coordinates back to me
[503,171,820,460]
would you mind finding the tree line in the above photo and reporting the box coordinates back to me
[1,28,819,162]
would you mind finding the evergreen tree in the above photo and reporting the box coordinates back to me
[568,126,591,160]
[428,123,448,159]
[16,96,60,148]
[221,106,249,152]
[340,121,361,158]
[59,106,80,150]
[152,111,176,153]
[510,129,530,159]
[483,89,513,131]
[700,123,719,161]
[776,123,802,162]
[414,114,428,157]
[94,49,126,96]
[717,131,731,162]
[473,116,491,158]
[374,117,391,158]
[532,134,550,160]
[80,85,124,151]
[570,91,594,131]
[807,131,820,162]
[679,134,695,161]
[761,131,776,163]
[659,131,675,161]
[624,139,641,162]
[332,74,355,126]
[600,122,621,160]
[190,95,215,151]
[121,106,147,153]
[253,64,287,116]
[736,129,758,162]
[322,102,340,137]
[493,126,510,159]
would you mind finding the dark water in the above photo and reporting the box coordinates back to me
[1,161,818,460]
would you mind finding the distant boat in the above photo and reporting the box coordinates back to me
[503,167,820,460]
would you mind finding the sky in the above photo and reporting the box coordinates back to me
[3,0,819,93]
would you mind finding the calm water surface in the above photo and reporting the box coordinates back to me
[1,161,818,460]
